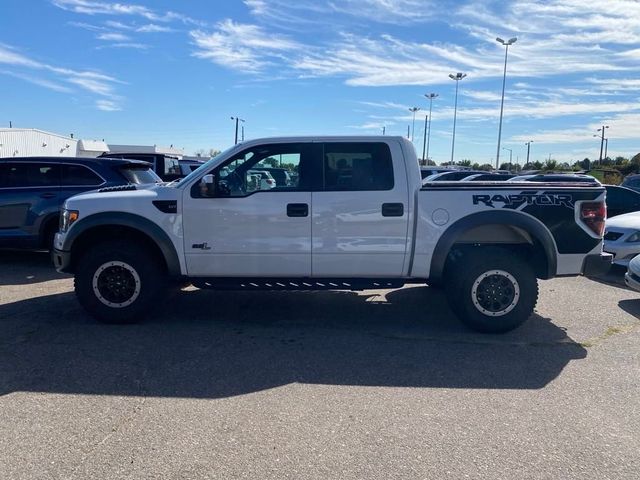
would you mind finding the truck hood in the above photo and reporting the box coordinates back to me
[63,183,178,209]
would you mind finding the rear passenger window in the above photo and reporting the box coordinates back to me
[323,143,394,191]
[0,163,60,187]
[62,165,103,186]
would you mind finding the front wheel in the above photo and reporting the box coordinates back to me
[74,240,167,324]
[445,247,538,333]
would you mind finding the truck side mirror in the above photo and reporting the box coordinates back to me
[199,174,215,197]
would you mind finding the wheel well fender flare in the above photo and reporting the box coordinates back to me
[63,212,181,276]
[429,210,558,282]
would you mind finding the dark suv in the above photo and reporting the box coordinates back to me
[0,157,160,250]
[99,152,182,181]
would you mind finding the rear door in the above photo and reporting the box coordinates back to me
[311,141,410,277]
[0,162,61,247]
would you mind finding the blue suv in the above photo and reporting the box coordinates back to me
[0,157,160,250]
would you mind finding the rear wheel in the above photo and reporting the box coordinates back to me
[445,247,538,333]
[74,240,167,324]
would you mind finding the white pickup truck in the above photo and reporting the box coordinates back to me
[53,136,611,333]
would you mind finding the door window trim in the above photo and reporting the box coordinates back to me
[0,161,107,189]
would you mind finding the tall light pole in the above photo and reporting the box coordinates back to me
[593,134,610,162]
[421,114,428,163]
[495,36,517,169]
[449,72,467,163]
[409,107,420,141]
[382,126,386,135]
[424,93,439,163]
[502,147,513,169]
[525,140,533,165]
[231,116,245,145]
[597,125,609,164]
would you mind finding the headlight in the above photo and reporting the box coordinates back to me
[60,209,79,232]
[626,231,640,243]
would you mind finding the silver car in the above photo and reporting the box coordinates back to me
[625,254,640,291]
[603,211,640,266]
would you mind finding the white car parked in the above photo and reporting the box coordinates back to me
[624,254,640,291]
[603,212,640,266]
[248,169,276,190]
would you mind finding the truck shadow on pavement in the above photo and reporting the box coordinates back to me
[0,286,587,398]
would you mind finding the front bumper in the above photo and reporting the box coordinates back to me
[52,248,72,273]
[625,271,640,292]
[582,252,613,277]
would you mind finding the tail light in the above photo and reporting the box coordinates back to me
[267,179,275,185]
[581,202,606,237]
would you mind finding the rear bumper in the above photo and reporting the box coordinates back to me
[52,248,72,273]
[581,252,613,277]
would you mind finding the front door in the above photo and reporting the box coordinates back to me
[182,143,320,277]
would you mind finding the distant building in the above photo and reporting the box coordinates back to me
[0,128,77,157]
[107,144,184,159]
[77,139,109,157]
[0,127,185,160]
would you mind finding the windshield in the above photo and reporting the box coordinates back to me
[173,145,237,187]
[120,166,162,184]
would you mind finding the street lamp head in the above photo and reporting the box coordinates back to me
[448,74,456,80]
[409,107,420,112]
[449,72,466,80]
[497,37,517,46]
[425,93,439,99]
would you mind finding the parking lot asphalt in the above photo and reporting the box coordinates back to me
[1,251,639,480]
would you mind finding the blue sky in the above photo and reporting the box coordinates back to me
[1,0,639,164]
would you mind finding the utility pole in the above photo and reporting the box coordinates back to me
[382,126,385,135]
[502,147,513,169]
[407,125,410,139]
[525,140,533,165]
[9,121,12,128]
[449,72,467,163]
[421,115,428,164]
[231,116,245,145]
[424,93,438,164]
[495,37,517,169]
[597,125,609,164]
[241,125,245,142]
[604,138,608,161]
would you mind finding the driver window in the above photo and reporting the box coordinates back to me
[193,144,307,198]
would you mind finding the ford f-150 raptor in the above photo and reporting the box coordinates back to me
[53,136,611,333]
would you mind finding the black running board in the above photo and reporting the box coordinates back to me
[191,278,407,291]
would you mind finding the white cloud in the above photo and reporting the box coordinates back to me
[0,70,72,93]
[136,24,174,33]
[191,20,299,72]
[51,0,200,24]
[96,99,121,111]
[0,43,124,110]
[97,32,130,41]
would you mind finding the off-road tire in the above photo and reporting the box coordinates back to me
[445,247,538,333]
[74,240,167,324]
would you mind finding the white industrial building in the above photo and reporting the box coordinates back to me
[0,128,184,159]
[107,143,184,158]
[0,128,77,157]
